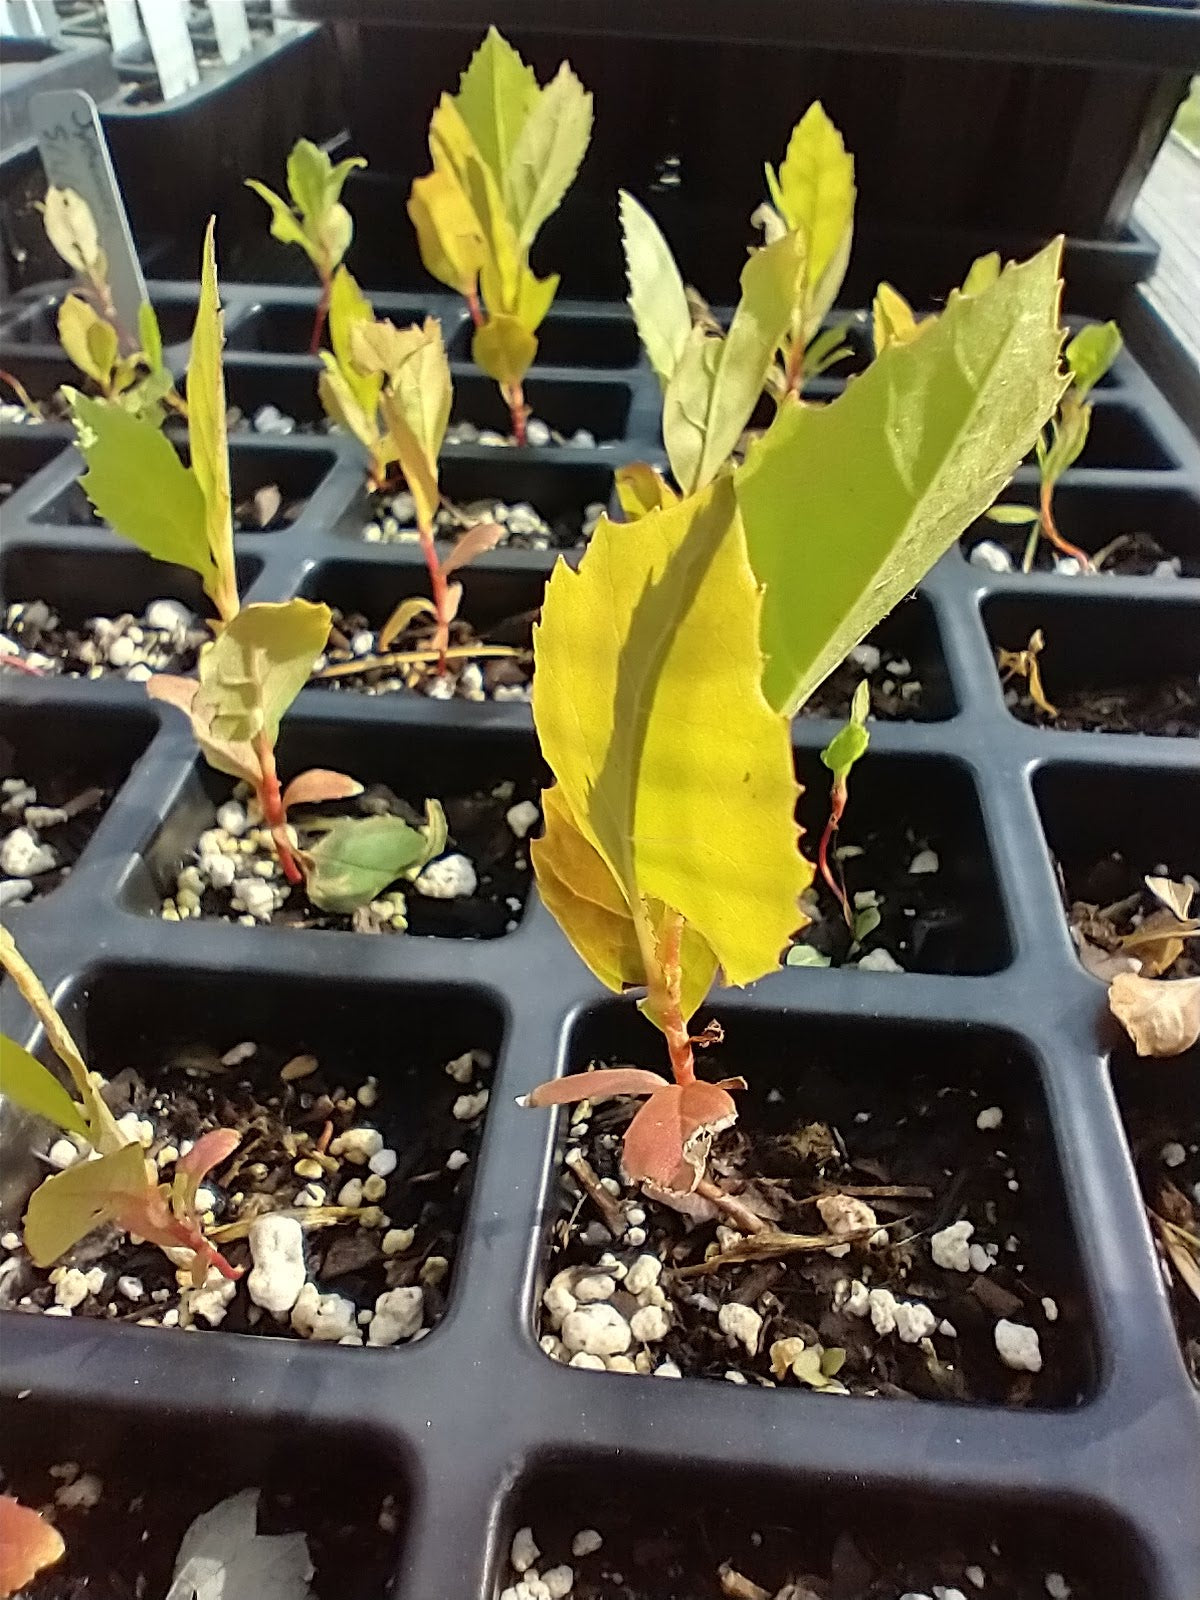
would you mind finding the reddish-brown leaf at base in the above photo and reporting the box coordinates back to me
[0,1493,66,1597]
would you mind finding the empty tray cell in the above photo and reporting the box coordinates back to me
[536,1002,1095,1407]
[449,373,631,447]
[224,357,327,433]
[0,1397,405,1595]
[796,592,954,722]
[0,351,78,414]
[0,429,70,502]
[450,308,640,369]
[1033,762,1199,985]
[0,960,502,1347]
[0,701,156,907]
[32,439,337,533]
[986,594,1200,736]
[0,290,198,349]
[0,543,262,680]
[133,717,544,937]
[1111,1045,1200,1387]
[1050,402,1177,472]
[496,1463,1149,1598]
[962,484,1200,578]
[227,299,428,355]
[300,558,540,704]
[348,454,613,551]
[789,750,1010,973]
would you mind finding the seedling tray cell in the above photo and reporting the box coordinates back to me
[1,273,1199,1600]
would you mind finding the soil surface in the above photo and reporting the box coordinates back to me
[312,605,533,703]
[160,780,538,936]
[539,1056,1082,1407]
[0,1034,492,1346]
[0,1460,398,1600]
[965,524,1187,580]
[2,598,207,680]
[0,767,117,904]
[230,404,612,452]
[360,486,603,550]
[1003,670,1200,737]
[501,1506,1108,1600]
[788,822,989,975]
[796,642,930,723]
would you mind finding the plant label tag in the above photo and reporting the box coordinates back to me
[4,0,55,34]
[270,0,295,33]
[207,0,252,66]
[135,0,199,102]
[102,0,143,53]
[33,89,148,341]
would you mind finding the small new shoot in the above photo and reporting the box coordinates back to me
[816,679,871,930]
[987,320,1123,571]
[408,27,593,443]
[246,138,366,353]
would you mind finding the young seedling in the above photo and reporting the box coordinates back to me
[525,240,1068,1218]
[246,139,367,354]
[987,320,1123,571]
[316,267,392,491]
[0,187,180,425]
[816,678,871,929]
[408,27,593,443]
[67,221,447,913]
[0,927,240,1286]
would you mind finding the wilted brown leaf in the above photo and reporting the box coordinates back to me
[997,628,1057,718]
[1108,973,1200,1057]
[1146,875,1195,922]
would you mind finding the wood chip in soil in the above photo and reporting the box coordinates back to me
[541,1059,1083,1407]
[0,1459,399,1600]
[0,1037,492,1344]
[313,605,533,702]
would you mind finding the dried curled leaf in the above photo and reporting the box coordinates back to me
[1146,875,1195,922]
[0,1494,66,1598]
[165,1488,314,1600]
[42,186,105,278]
[997,628,1058,719]
[1108,973,1200,1057]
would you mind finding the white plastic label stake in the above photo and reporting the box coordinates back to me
[207,0,251,66]
[135,0,199,102]
[270,0,294,33]
[4,0,47,34]
[33,89,148,342]
[101,0,143,53]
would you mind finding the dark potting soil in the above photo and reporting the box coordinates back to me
[1,600,207,680]
[1061,851,1199,982]
[0,1036,492,1344]
[163,781,537,937]
[0,1463,399,1600]
[966,525,1181,579]
[788,824,969,974]
[796,651,927,723]
[540,1057,1081,1408]
[361,487,593,551]
[1004,672,1200,737]
[312,605,533,702]
[0,768,114,903]
[503,1503,1106,1600]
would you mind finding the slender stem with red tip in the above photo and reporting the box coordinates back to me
[254,731,302,884]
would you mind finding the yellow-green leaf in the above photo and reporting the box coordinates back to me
[348,316,429,378]
[317,358,383,462]
[24,1140,151,1267]
[454,26,539,183]
[736,240,1068,715]
[407,168,487,297]
[514,266,558,337]
[1066,320,1122,399]
[58,294,118,387]
[244,179,314,261]
[431,95,522,312]
[615,461,679,520]
[68,391,215,596]
[766,103,855,336]
[192,599,332,750]
[962,251,1001,296]
[663,230,805,494]
[138,299,165,374]
[0,1035,89,1140]
[303,806,445,913]
[473,313,537,390]
[619,189,691,389]
[505,61,593,249]
[532,786,718,1021]
[187,218,238,623]
[531,476,809,993]
[872,282,922,354]
[42,186,105,279]
[375,318,451,528]
[0,927,120,1152]
[145,675,259,790]
[327,267,382,418]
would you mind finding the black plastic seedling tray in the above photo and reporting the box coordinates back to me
[1,274,1199,1599]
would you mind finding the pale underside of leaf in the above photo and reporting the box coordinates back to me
[531,475,808,992]
[736,239,1067,715]
[505,63,592,249]
[165,1488,314,1600]
[619,189,691,389]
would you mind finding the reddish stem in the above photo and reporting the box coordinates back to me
[1039,479,1092,570]
[309,274,332,356]
[817,783,852,928]
[506,383,529,446]
[1,654,45,677]
[253,731,302,885]
[465,287,485,329]
[418,517,451,675]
